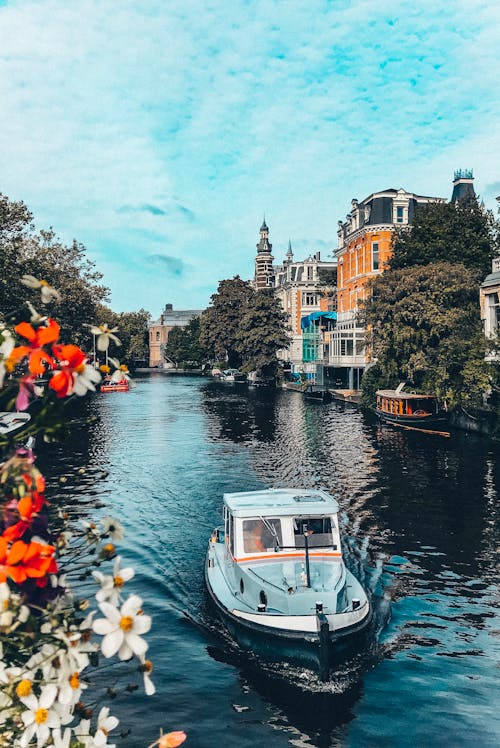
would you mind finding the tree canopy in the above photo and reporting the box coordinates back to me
[164,316,204,368]
[97,306,151,367]
[360,262,492,409]
[235,290,289,376]
[200,277,289,374]
[389,197,497,275]
[0,193,109,347]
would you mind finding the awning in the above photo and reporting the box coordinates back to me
[301,311,337,330]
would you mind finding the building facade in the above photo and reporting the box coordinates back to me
[329,186,444,388]
[148,304,203,368]
[480,255,500,361]
[253,223,337,378]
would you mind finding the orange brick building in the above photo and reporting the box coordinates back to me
[329,188,443,388]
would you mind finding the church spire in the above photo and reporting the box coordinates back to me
[254,217,274,289]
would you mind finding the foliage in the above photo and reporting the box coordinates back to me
[164,316,204,368]
[316,266,337,308]
[235,290,289,376]
[199,277,254,368]
[389,197,498,275]
[96,306,151,367]
[0,193,110,348]
[359,262,493,409]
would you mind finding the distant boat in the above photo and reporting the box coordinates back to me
[206,488,371,681]
[219,369,247,383]
[303,385,332,403]
[375,383,446,428]
[100,379,130,393]
[0,412,31,436]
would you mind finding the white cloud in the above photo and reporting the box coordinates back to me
[1,0,499,310]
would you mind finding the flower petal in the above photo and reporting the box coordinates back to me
[101,629,123,658]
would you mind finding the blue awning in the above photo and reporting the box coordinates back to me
[301,311,337,330]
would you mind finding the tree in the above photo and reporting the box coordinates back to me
[96,306,151,367]
[389,197,497,275]
[0,193,33,320]
[235,290,289,376]
[360,262,492,409]
[164,316,204,368]
[199,277,254,367]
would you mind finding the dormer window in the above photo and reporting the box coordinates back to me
[396,206,404,223]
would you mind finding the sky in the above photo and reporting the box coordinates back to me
[1,0,499,318]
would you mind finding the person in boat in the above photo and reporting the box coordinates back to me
[243,519,278,553]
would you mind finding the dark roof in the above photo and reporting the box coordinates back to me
[260,219,269,232]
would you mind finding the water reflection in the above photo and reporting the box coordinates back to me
[37,376,500,747]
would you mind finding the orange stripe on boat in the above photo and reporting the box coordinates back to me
[234,551,342,563]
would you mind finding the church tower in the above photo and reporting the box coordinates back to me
[451,169,476,203]
[254,218,275,289]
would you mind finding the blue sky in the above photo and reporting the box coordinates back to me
[1,0,499,317]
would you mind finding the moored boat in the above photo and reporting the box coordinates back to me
[219,369,247,383]
[205,488,371,681]
[0,412,31,437]
[100,378,130,393]
[303,385,332,403]
[375,383,446,428]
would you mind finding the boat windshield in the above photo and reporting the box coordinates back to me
[293,516,335,549]
[242,518,282,553]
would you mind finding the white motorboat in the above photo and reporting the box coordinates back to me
[205,488,371,681]
[0,412,31,437]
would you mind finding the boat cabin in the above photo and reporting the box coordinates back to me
[221,489,341,561]
[376,390,438,417]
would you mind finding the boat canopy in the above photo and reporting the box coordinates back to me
[300,311,337,330]
[223,488,339,518]
[376,390,436,400]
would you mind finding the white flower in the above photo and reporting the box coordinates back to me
[19,683,65,747]
[93,555,134,606]
[72,363,101,396]
[26,301,47,323]
[100,517,125,542]
[93,594,151,660]
[139,654,156,696]
[21,275,61,304]
[88,324,121,351]
[58,669,88,706]
[0,328,14,388]
[51,727,72,748]
[95,707,119,746]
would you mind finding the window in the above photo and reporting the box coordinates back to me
[307,266,314,280]
[396,206,404,223]
[156,331,160,341]
[243,518,282,554]
[293,517,336,549]
[303,292,318,306]
[372,242,379,271]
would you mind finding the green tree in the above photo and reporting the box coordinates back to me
[199,277,254,368]
[19,230,109,347]
[235,290,289,376]
[389,197,497,275]
[360,262,492,409]
[94,306,151,368]
[164,316,204,368]
[0,193,33,320]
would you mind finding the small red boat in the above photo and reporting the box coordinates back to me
[100,379,129,393]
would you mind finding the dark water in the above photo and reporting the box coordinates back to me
[38,374,499,747]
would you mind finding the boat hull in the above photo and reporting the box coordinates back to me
[100,383,129,392]
[375,409,446,428]
[205,558,371,680]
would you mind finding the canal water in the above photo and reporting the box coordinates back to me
[38,374,499,747]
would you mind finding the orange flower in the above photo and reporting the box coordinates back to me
[50,344,87,397]
[9,319,59,375]
[0,537,57,584]
[159,732,187,748]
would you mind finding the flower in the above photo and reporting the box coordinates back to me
[100,517,125,542]
[8,319,59,375]
[19,683,66,747]
[0,328,15,388]
[93,594,151,660]
[50,344,101,398]
[159,732,187,748]
[0,537,57,584]
[93,555,134,606]
[51,728,72,748]
[21,275,61,304]
[139,655,156,696]
[95,706,119,745]
[88,324,121,352]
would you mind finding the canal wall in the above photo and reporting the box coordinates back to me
[449,407,499,439]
